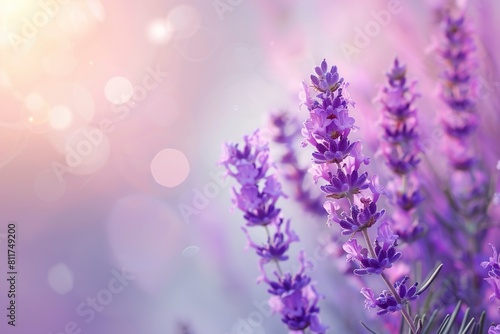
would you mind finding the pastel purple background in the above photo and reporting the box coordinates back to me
[0,0,499,333]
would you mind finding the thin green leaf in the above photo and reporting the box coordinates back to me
[360,321,378,334]
[415,317,423,334]
[458,317,475,334]
[421,309,438,334]
[477,311,486,334]
[458,308,471,333]
[442,300,462,334]
[437,315,450,334]
[417,263,444,295]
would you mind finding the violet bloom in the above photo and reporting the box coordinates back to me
[301,59,420,332]
[489,324,500,334]
[221,130,328,334]
[361,276,418,315]
[436,10,492,313]
[265,252,328,334]
[438,13,478,169]
[268,111,324,216]
[343,222,401,276]
[377,58,423,242]
[481,244,500,302]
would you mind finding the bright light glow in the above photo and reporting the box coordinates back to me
[47,263,74,295]
[104,76,134,104]
[150,149,190,188]
[25,93,44,112]
[86,0,105,21]
[49,105,72,130]
[167,5,200,38]
[147,19,173,44]
[0,0,35,20]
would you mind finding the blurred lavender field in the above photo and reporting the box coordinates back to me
[0,0,499,333]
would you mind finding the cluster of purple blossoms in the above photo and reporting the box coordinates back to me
[268,111,325,217]
[482,243,500,334]
[482,244,500,303]
[438,12,479,170]
[437,11,491,221]
[361,276,418,315]
[220,130,328,334]
[490,325,500,334]
[301,59,420,331]
[436,10,494,314]
[377,58,424,242]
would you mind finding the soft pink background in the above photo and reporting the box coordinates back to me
[0,0,499,333]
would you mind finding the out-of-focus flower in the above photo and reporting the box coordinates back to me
[221,131,328,333]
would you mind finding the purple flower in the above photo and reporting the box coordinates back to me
[362,277,418,315]
[489,324,500,334]
[268,112,325,216]
[376,222,399,246]
[222,131,328,333]
[438,12,479,170]
[377,58,422,208]
[482,244,500,301]
[242,219,299,264]
[277,287,328,334]
[360,287,377,309]
[265,252,328,334]
[343,238,367,263]
[320,168,369,199]
[312,135,356,164]
[310,59,343,93]
[481,244,500,279]
[332,200,385,236]
[302,60,421,330]
[352,239,401,276]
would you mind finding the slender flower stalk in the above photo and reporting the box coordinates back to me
[221,130,328,334]
[437,10,491,222]
[301,59,421,333]
[436,9,493,314]
[377,58,424,242]
[268,111,325,217]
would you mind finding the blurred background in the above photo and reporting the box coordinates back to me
[0,0,499,333]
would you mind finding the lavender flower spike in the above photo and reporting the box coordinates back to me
[301,59,421,333]
[377,58,423,242]
[438,11,479,170]
[221,130,328,334]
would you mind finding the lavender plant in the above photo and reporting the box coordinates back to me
[220,130,328,333]
[300,59,433,333]
[377,58,424,243]
[216,7,499,333]
[433,9,494,315]
[268,111,325,217]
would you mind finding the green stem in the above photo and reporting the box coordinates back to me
[265,226,283,276]
[361,229,418,334]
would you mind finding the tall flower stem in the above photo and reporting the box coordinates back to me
[361,229,418,334]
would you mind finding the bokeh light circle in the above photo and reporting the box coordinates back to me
[49,105,73,130]
[47,263,74,295]
[104,77,133,104]
[150,149,190,188]
[147,19,173,44]
[167,5,201,38]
